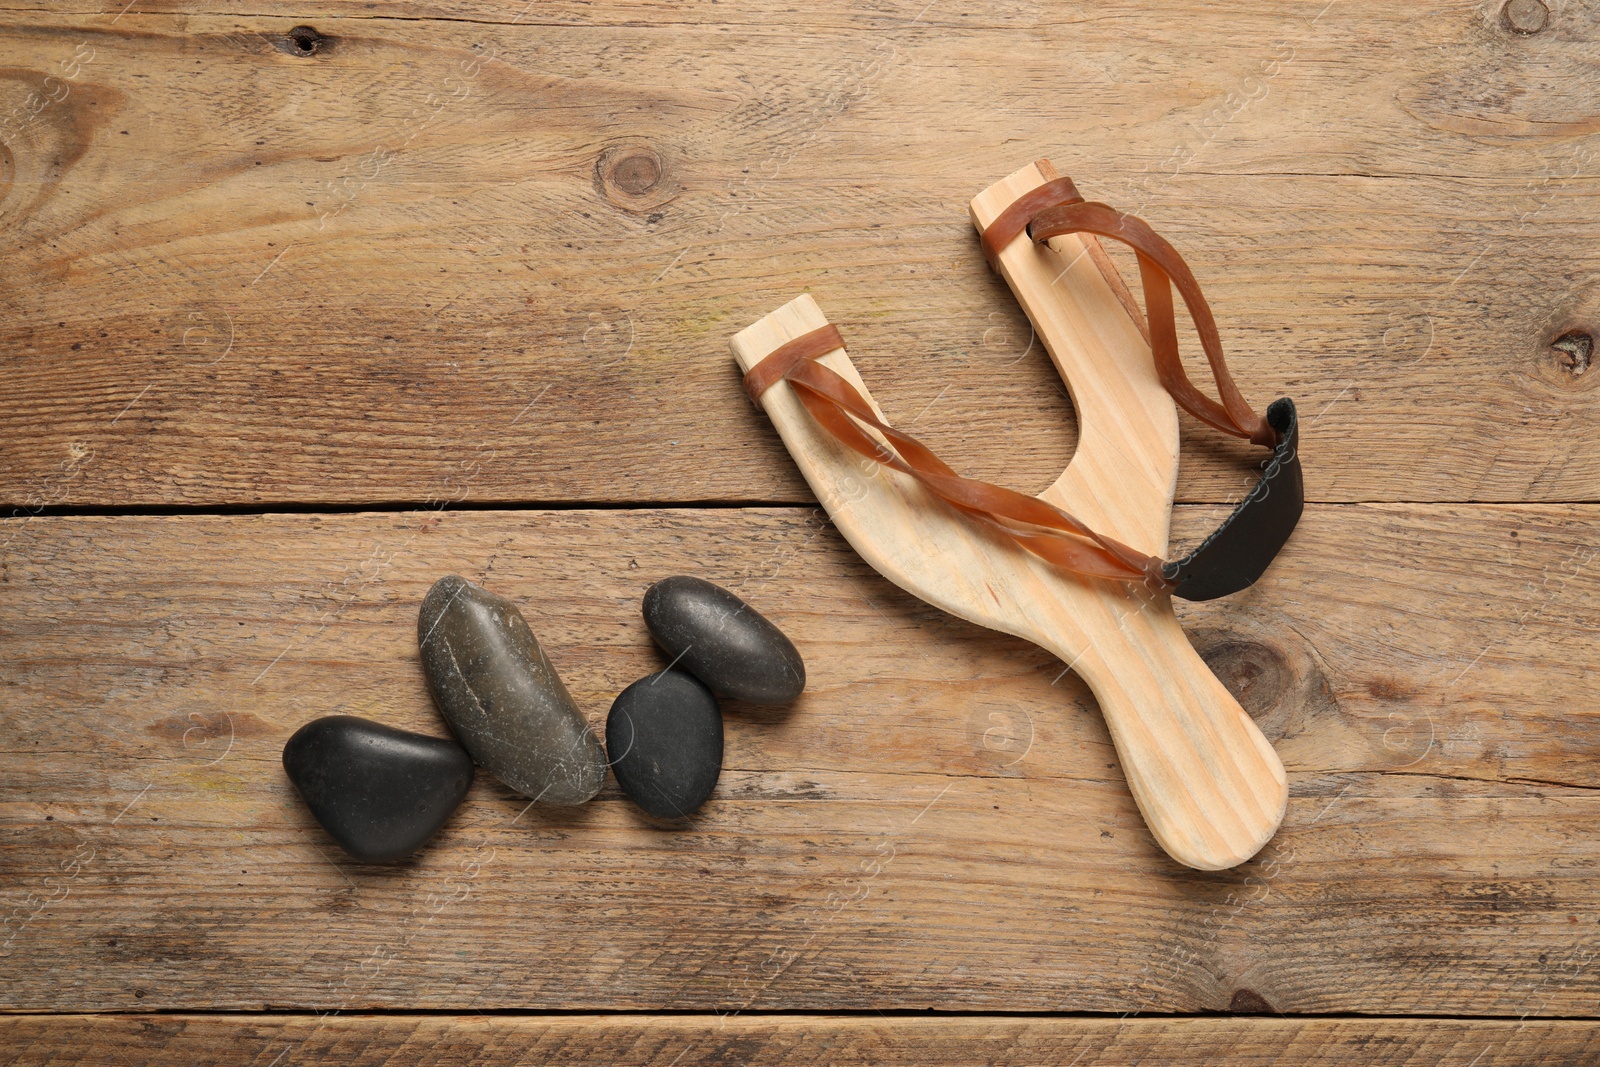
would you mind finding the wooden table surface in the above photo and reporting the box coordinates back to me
[3,1,1598,1062]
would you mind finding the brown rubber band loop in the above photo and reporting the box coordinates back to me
[1028,200,1275,447]
[743,322,846,403]
[980,175,1083,269]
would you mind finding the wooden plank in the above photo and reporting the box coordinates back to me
[1,5,1597,509]
[4,1014,1600,1066]
[2,504,1598,1014]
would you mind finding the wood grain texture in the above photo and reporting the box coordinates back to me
[1,3,1598,509]
[4,1014,1599,1066]
[2,505,1598,1014]
[4,0,1600,1049]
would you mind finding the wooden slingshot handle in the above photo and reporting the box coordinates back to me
[729,162,1286,870]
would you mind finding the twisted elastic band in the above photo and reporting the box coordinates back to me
[1026,199,1273,446]
[746,323,1168,586]
[742,171,1290,592]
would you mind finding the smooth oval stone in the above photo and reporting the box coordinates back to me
[641,576,805,705]
[282,715,473,863]
[418,575,606,804]
[606,669,722,819]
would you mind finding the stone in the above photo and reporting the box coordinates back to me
[418,575,607,804]
[641,575,805,705]
[606,669,723,819]
[281,715,473,863]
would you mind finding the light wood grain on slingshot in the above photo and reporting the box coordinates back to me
[730,161,1286,870]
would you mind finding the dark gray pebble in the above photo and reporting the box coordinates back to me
[606,669,722,819]
[419,575,607,805]
[282,715,473,863]
[642,576,805,705]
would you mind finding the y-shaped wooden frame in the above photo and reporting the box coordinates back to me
[731,161,1287,871]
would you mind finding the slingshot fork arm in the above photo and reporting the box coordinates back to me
[972,159,1287,868]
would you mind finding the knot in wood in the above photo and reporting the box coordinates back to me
[1197,638,1293,720]
[1502,0,1549,35]
[1551,330,1593,377]
[279,26,325,57]
[595,141,676,213]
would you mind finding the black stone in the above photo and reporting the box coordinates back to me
[641,575,805,705]
[606,669,723,819]
[419,575,608,805]
[282,715,473,862]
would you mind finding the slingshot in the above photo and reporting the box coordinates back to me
[730,160,1302,870]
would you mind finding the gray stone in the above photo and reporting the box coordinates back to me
[641,576,806,705]
[418,575,606,804]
